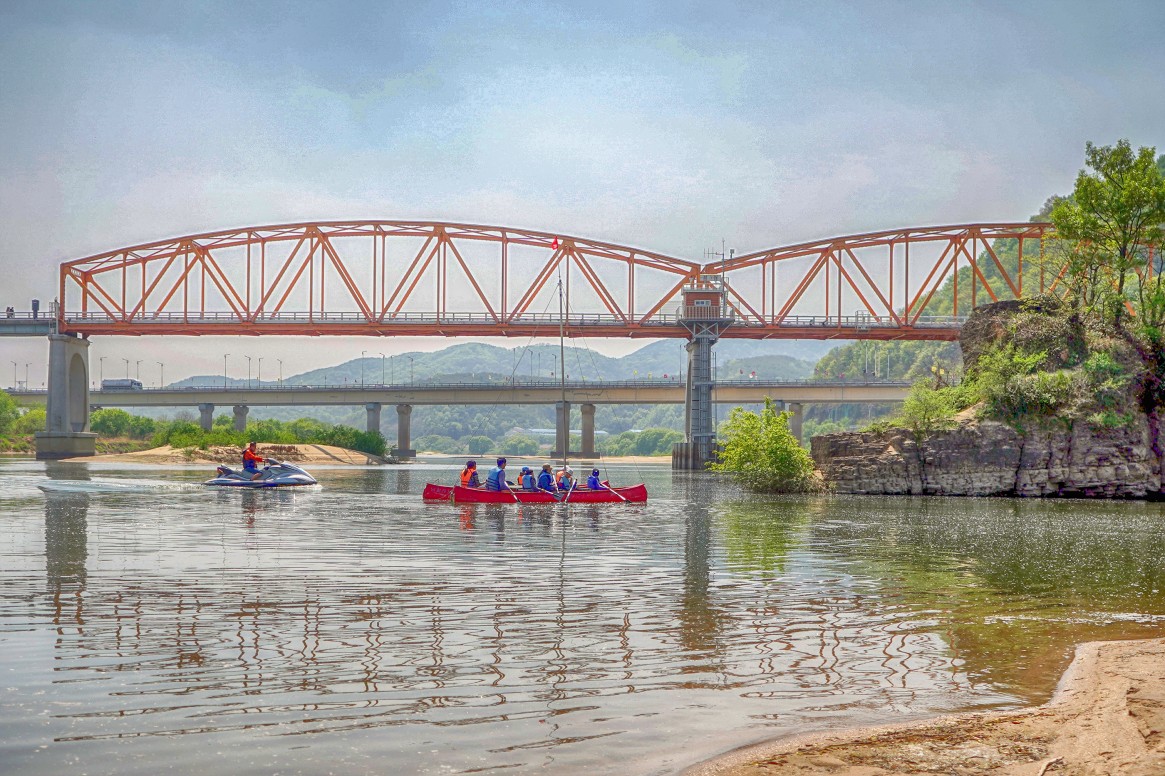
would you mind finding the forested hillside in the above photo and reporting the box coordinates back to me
[156,338,823,453]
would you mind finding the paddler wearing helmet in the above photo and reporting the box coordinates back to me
[586,468,603,490]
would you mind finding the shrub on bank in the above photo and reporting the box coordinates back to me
[711,399,819,493]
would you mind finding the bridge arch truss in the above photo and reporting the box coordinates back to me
[59,220,1057,340]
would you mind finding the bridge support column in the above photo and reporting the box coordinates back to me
[787,402,804,444]
[580,403,596,458]
[393,404,415,459]
[553,400,571,459]
[36,334,97,459]
[365,402,382,435]
[198,403,215,432]
[673,335,717,470]
[233,405,248,433]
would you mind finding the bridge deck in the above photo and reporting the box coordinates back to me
[11,380,910,407]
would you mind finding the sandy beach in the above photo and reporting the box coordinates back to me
[688,637,1165,776]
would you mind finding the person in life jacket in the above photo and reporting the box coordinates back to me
[586,468,603,490]
[536,463,558,493]
[555,465,574,488]
[460,460,481,488]
[486,457,511,492]
[518,467,537,491]
[242,441,266,481]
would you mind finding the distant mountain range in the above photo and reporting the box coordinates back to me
[170,338,839,390]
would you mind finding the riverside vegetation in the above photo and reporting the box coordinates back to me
[0,401,389,458]
[812,139,1165,497]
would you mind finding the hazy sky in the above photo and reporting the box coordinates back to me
[2,0,1163,386]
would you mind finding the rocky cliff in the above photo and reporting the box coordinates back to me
[811,416,1161,498]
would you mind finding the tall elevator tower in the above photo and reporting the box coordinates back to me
[672,275,733,469]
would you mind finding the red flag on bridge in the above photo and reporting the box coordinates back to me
[551,237,559,250]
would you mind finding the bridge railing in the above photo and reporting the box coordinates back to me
[60,310,968,329]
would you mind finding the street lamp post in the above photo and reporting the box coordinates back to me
[135,360,142,380]
[99,356,106,386]
[245,356,252,387]
[157,362,164,388]
[122,358,130,378]
[379,353,385,384]
[408,355,414,384]
[25,363,30,389]
[277,359,283,386]
[361,350,366,387]
[223,354,230,388]
[10,361,15,389]
[257,357,263,387]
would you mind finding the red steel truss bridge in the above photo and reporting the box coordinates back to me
[58,220,1059,341]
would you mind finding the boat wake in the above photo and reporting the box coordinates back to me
[37,479,201,495]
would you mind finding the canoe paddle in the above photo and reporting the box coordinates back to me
[563,480,577,503]
[538,487,563,501]
[605,483,630,503]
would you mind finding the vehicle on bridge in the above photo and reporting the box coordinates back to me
[101,378,143,391]
[205,459,318,488]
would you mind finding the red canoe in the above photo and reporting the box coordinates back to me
[422,483,648,504]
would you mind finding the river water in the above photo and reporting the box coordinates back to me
[2,459,1165,775]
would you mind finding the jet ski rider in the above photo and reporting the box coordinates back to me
[243,441,267,481]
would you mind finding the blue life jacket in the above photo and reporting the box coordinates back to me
[520,473,536,490]
[587,474,602,490]
[486,466,506,491]
[537,471,556,491]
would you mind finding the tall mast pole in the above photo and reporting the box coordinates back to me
[559,276,567,467]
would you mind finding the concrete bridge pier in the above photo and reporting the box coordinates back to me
[673,334,717,470]
[393,404,415,459]
[553,400,571,459]
[580,403,596,458]
[365,402,382,434]
[198,403,215,432]
[787,402,804,444]
[233,405,248,433]
[36,333,97,459]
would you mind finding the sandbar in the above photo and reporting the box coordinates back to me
[687,637,1165,776]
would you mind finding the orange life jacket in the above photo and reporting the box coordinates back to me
[460,468,477,487]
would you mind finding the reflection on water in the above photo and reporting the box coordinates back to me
[1,461,1164,775]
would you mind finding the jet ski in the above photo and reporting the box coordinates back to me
[204,459,318,488]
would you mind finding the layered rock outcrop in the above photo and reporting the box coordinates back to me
[811,416,1161,498]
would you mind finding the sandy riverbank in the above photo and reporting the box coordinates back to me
[84,443,383,465]
[688,637,1165,776]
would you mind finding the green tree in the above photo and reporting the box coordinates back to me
[498,433,540,456]
[1050,140,1165,327]
[12,407,45,434]
[90,408,133,438]
[127,415,157,439]
[0,390,19,435]
[711,398,819,493]
[631,427,683,455]
[897,382,961,437]
[464,435,493,455]
[414,434,462,454]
